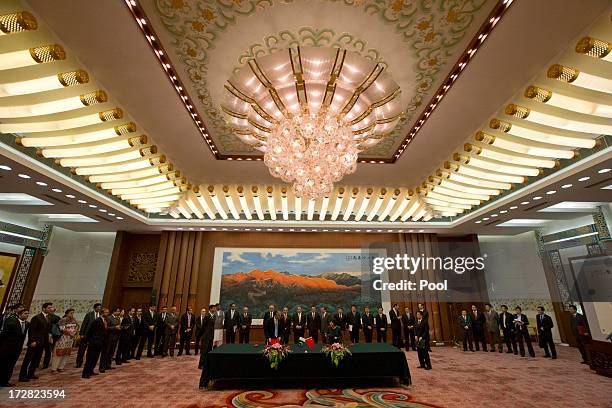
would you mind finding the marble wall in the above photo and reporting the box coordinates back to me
[479,232,561,342]
[31,227,116,321]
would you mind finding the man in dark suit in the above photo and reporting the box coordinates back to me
[333,307,347,332]
[178,307,194,355]
[306,305,321,343]
[375,307,388,343]
[293,306,306,344]
[262,304,275,341]
[417,303,431,351]
[238,306,252,344]
[569,304,589,363]
[389,304,402,348]
[499,304,516,354]
[415,310,431,369]
[401,307,416,351]
[279,307,291,344]
[43,306,59,369]
[19,302,52,382]
[82,308,109,378]
[513,306,535,357]
[101,308,121,371]
[319,307,330,343]
[136,305,156,359]
[458,309,474,351]
[163,306,179,357]
[224,303,239,344]
[347,305,361,344]
[0,306,29,387]
[0,304,18,334]
[197,305,215,369]
[471,304,487,352]
[154,306,168,356]
[194,307,207,355]
[131,308,142,358]
[76,303,102,368]
[536,306,556,359]
[362,306,374,343]
[116,308,136,364]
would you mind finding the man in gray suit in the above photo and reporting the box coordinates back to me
[163,306,179,357]
[319,306,330,343]
[484,303,501,352]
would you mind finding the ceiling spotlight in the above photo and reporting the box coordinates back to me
[578,176,590,182]
[36,181,47,186]
[533,196,542,200]
[546,190,556,195]
[108,213,115,216]
[491,214,498,217]
[482,217,490,221]
[51,188,62,193]
[18,174,31,179]
[89,204,97,208]
[500,210,508,214]
[418,229,425,233]
[78,200,87,204]
[510,206,518,210]
[116,216,123,220]
[65,194,75,198]
[0,165,11,171]
[520,201,530,205]
[561,184,573,189]
[598,168,611,174]
[99,209,107,213]
[475,220,482,224]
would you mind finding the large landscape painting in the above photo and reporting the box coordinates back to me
[212,248,386,319]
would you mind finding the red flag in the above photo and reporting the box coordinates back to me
[305,337,315,348]
[270,338,280,345]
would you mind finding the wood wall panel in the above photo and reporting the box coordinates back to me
[106,231,487,343]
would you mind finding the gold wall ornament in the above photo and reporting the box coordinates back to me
[58,70,89,87]
[114,122,137,135]
[99,108,123,121]
[0,11,37,34]
[29,44,65,64]
[80,90,108,106]
[524,86,552,103]
[575,36,611,59]
[504,103,530,119]
[547,64,579,83]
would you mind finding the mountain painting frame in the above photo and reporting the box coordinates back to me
[211,247,390,324]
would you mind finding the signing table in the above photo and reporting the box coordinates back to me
[199,343,411,389]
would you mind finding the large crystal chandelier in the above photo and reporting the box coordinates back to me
[222,46,402,199]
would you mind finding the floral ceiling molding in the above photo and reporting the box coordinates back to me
[146,0,493,158]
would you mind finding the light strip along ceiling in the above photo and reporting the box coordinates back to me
[415,16,611,219]
[165,184,432,223]
[0,6,190,214]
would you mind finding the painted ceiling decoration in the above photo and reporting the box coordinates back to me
[0,2,189,214]
[163,14,611,221]
[137,0,508,160]
[0,1,609,226]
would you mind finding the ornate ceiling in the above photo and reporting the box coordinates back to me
[141,0,497,159]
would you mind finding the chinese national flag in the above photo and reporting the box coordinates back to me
[305,337,315,348]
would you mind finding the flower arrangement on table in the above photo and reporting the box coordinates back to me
[262,342,291,370]
[321,343,352,368]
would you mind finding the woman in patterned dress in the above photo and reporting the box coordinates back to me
[50,308,78,372]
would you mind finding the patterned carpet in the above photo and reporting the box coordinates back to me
[2,345,611,408]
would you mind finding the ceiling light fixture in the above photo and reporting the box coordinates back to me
[17,173,30,179]
[0,165,11,170]
[223,47,402,198]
